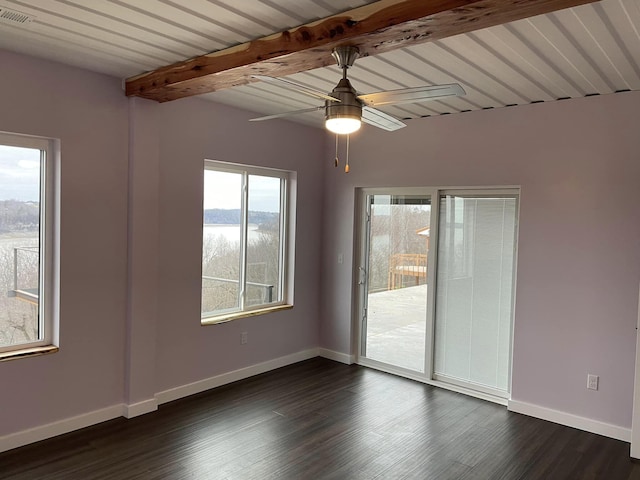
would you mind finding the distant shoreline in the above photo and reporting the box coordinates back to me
[0,231,39,240]
[203,223,258,227]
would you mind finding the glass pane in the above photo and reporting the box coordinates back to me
[246,175,282,307]
[364,194,430,372]
[202,170,243,316]
[0,145,42,348]
[434,195,517,393]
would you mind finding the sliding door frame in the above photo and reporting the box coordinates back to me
[354,187,438,380]
[353,185,520,406]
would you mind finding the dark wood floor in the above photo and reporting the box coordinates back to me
[1,358,639,479]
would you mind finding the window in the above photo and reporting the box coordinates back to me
[0,132,58,357]
[201,160,293,322]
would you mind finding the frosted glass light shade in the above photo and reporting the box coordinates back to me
[325,117,361,134]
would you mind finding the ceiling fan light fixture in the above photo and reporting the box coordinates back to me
[324,75,362,134]
[325,116,361,134]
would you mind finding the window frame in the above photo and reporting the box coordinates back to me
[0,131,59,359]
[201,160,294,324]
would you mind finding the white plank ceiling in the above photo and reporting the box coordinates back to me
[1,0,639,128]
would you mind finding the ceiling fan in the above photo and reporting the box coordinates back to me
[249,45,466,135]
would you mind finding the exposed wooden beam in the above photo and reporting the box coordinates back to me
[126,0,597,103]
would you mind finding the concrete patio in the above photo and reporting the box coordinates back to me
[365,284,428,372]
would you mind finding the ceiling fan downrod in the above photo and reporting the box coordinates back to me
[325,46,363,135]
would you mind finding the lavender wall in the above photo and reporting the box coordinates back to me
[0,50,129,434]
[126,98,160,407]
[320,91,640,428]
[0,50,324,441]
[153,98,324,392]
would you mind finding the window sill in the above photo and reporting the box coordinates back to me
[0,345,59,362]
[202,304,293,325]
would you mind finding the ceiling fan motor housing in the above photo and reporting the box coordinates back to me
[325,77,362,122]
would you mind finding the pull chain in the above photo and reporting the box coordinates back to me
[345,134,350,173]
[334,133,339,167]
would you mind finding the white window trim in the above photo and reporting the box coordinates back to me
[201,160,295,324]
[0,131,59,359]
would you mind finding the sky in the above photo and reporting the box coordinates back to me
[203,170,281,213]
[0,145,41,202]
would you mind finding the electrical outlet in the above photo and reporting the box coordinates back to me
[241,332,248,345]
[587,374,599,391]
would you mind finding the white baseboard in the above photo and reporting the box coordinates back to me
[318,348,355,365]
[123,398,158,419]
[508,399,631,442]
[156,347,320,405]
[0,404,123,454]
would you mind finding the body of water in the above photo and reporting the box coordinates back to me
[203,224,262,244]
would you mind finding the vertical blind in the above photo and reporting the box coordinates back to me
[434,195,518,394]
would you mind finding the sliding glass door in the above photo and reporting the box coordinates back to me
[433,193,518,398]
[359,190,433,373]
[357,188,519,401]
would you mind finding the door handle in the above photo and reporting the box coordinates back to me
[358,267,366,285]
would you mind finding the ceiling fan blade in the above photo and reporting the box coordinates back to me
[358,84,466,107]
[362,106,406,131]
[249,106,323,122]
[251,75,340,102]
